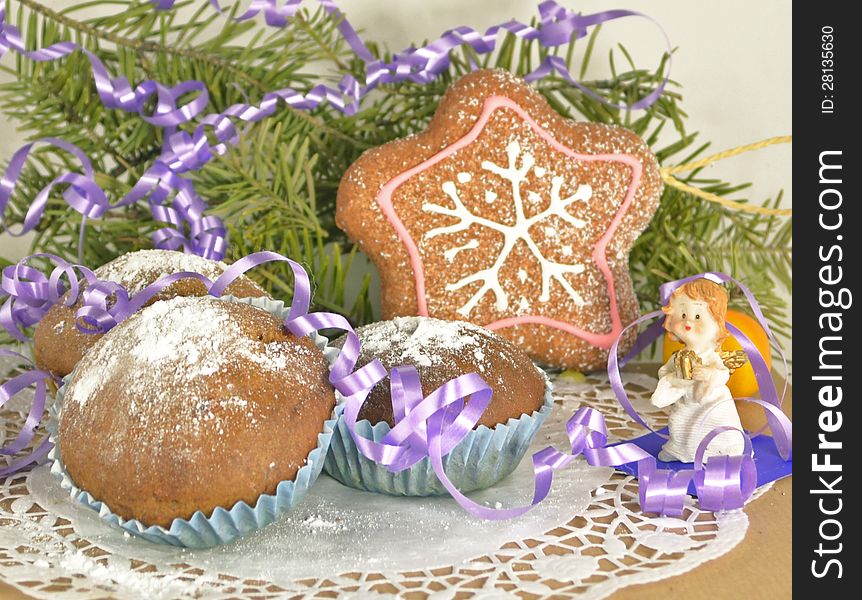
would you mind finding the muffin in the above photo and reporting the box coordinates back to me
[57,295,335,528]
[34,249,267,377]
[325,316,553,495]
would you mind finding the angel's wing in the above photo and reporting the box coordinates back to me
[719,350,749,373]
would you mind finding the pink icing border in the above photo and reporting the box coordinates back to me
[375,95,642,349]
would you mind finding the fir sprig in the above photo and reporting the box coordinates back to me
[0,0,791,347]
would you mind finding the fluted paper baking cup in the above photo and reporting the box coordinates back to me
[324,371,555,496]
[48,295,339,548]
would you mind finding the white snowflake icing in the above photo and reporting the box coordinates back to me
[443,239,480,261]
[422,139,592,317]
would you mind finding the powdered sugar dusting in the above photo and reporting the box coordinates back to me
[95,249,231,294]
[58,551,201,599]
[356,316,514,373]
[65,297,305,416]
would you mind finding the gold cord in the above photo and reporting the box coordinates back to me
[659,135,792,216]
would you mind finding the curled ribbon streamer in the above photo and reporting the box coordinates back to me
[0,8,223,257]
[566,406,760,516]
[0,8,207,125]
[0,249,304,340]
[0,139,106,235]
[0,137,227,261]
[0,254,776,519]
[0,349,58,477]
[288,306,561,520]
[75,251,311,333]
[280,274,782,519]
[0,254,98,342]
[148,0,672,181]
[691,427,757,512]
[284,305,753,519]
[149,0,672,112]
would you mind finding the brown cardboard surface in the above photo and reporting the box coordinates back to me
[0,371,793,599]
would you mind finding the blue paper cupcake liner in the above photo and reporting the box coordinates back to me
[324,371,555,496]
[48,295,339,548]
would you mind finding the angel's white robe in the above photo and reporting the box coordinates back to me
[650,348,745,463]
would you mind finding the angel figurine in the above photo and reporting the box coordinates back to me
[651,278,749,463]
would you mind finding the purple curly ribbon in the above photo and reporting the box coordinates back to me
[150,0,671,113]
[0,254,98,342]
[286,307,761,519]
[288,307,560,520]
[1,256,775,518]
[282,273,782,519]
[0,10,207,124]
[74,250,311,333]
[0,139,226,262]
[0,349,58,477]
[0,247,309,339]
[289,307,556,520]
[284,310,762,519]
[566,407,759,515]
[147,1,673,179]
[0,10,223,259]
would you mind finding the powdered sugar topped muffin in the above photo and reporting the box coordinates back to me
[34,249,268,377]
[340,315,546,429]
[58,295,334,527]
[325,315,554,496]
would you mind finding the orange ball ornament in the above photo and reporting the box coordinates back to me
[662,309,772,398]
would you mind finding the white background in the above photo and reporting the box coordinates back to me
[0,0,791,357]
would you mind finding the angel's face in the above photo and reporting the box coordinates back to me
[666,294,720,351]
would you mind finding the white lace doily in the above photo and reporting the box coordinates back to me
[0,368,760,599]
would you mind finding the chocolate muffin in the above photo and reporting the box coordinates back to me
[34,249,267,378]
[343,316,546,428]
[58,296,335,528]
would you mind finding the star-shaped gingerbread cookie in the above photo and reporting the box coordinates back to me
[336,69,662,370]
